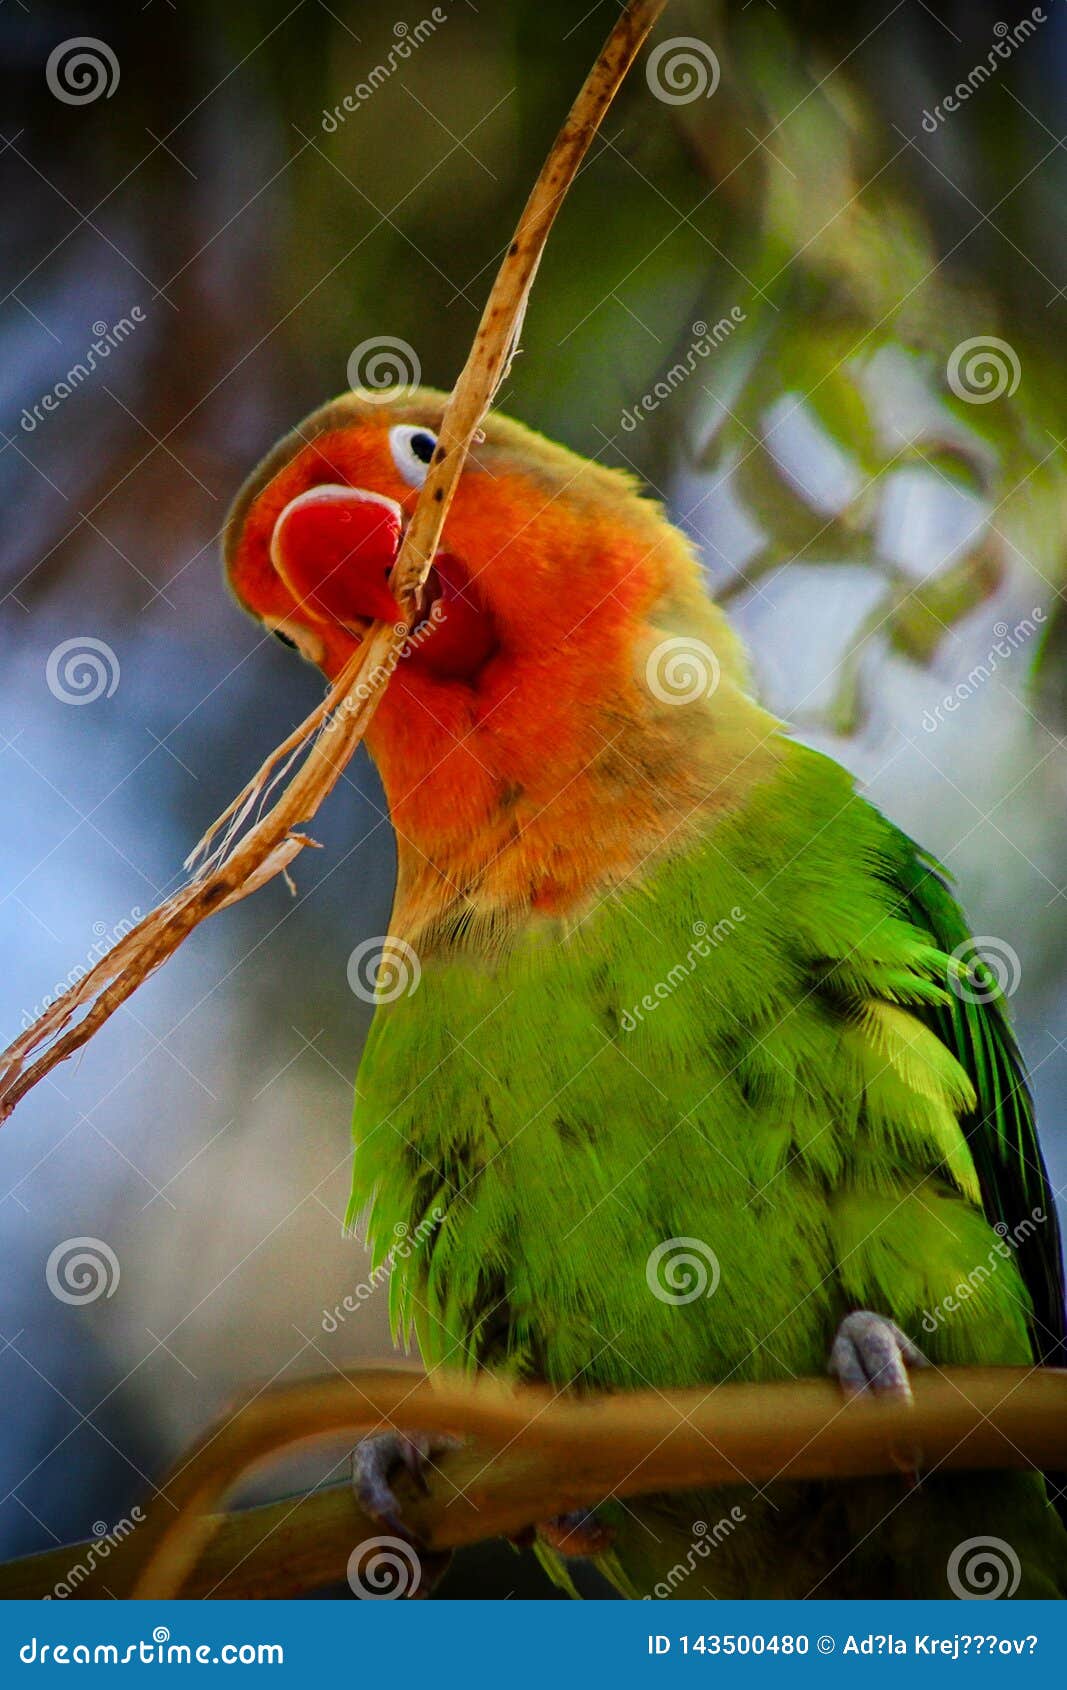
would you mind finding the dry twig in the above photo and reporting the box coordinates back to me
[0,0,669,1124]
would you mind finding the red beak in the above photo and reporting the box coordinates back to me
[270,484,402,627]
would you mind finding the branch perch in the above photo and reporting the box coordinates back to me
[0,0,669,1124]
[2,1366,1063,1599]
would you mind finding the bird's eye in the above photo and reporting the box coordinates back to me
[389,425,437,489]
[273,629,297,650]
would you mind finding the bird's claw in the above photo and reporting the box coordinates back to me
[350,1431,461,1598]
[829,1309,930,1402]
[509,1507,614,1558]
[538,1507,614,1558]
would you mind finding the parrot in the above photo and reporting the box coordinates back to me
[224,388,1067,1599]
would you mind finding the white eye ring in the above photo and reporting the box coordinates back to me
[388,424,437,489]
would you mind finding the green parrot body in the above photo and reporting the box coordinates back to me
[226,390,1067,1598]
[350,740,1066,1598]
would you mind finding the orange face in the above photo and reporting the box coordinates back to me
[228,405,503,684]
[225,390,706,915]
[226,388,675,712]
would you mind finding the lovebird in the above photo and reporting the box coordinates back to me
[225,389,1067,1599]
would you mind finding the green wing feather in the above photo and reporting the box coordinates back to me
[886,833,1066,1371]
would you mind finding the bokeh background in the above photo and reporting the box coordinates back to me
[1,0,1066,1597]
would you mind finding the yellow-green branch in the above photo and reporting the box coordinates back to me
[2,1366,1063,1599]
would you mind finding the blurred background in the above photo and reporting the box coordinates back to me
[1,0,1065,1598]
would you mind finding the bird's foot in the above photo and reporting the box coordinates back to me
[530,1508,614,1558]
[829,1309,930,1402]
[350,1431,460,1598]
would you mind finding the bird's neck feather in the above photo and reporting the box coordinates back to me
[367,602,782,957]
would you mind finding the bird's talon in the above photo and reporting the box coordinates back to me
[351,1431,461,1597]
[536,1507,614,1558]
[829,1309,929,1403]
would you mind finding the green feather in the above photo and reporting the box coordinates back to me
[884,834,1066,1369]
[349,736,1067,1596]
